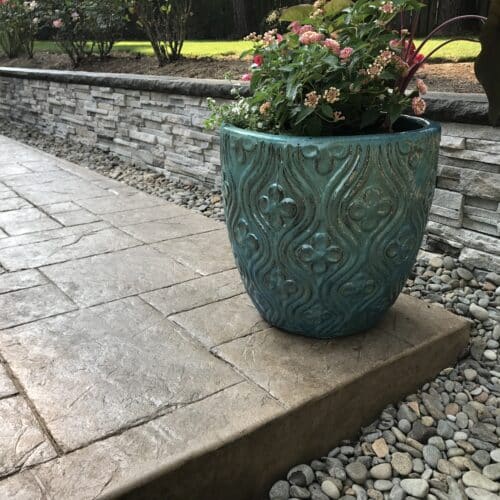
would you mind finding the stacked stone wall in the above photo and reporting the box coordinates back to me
[0,69,498,271]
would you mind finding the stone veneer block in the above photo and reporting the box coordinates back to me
[460,247,500,274]
[0,297,242,451]
[430,188,464,226]
[0,71,498,271]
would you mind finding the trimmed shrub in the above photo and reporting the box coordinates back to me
[130,0,193,66]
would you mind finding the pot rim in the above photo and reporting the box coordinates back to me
[221,114,441,145]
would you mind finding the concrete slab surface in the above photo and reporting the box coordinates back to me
[0,136,470,500]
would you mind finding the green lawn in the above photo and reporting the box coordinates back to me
[35,40,253,58]
[34,38,481,62]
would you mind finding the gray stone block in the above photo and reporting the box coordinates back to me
[427,221,500,256]
[467,138,500,155]
[438,165,500,201]
[440,147,500,166]
[459,247,500,273]
[462,217,498,237]
[441,135,466,150]
[430,189,464,224]
[129,129,157,145]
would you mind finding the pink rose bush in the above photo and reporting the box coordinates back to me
[208,0,446,136]
[0,0,40,58]
[40,0,127,66]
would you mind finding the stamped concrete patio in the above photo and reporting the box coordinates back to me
[0,136,470,500]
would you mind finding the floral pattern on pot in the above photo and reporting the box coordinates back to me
[221,116,441,338]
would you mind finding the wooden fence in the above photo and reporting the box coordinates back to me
[404,0,491,36]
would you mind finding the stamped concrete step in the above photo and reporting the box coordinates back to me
[0,293,469,500]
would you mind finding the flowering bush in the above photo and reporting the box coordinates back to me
[208,0,484,136]
[42,0,126,66]
[0,0,40,58]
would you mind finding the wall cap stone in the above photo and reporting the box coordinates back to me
[0,66,251,99]
[0,66,491,124]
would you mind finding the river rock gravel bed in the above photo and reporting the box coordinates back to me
[269,256,499,500]
[1,120,499,500]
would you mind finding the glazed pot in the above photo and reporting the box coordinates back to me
[220,116,441,338]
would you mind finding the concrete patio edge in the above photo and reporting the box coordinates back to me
[106,299,471,500]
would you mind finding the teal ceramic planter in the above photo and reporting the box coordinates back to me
[220,116,441,338]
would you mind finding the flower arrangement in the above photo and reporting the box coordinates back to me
[207,0,486,136]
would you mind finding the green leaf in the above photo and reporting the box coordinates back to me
[294,106,316,124]
[280,4,314,22]
[324,0,353,16]
[386,102,403,125]
[475,0,500,126]
[286,77,301,101]
[320,103,333,117]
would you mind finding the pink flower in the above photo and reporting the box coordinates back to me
[0,0,9,5]
[52,18,63,29]
[253,55,263,66]
[323,38,341,55]
[389,39,401,50]
[379,1,394,14]
[340,47,353,60]
[289,21,301,34]
[241,73,252,82]
[299,31,325,45]
[416,79,428,95]
[276,34,283,43]
[412,97,426,116]
[298,24,314,35]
